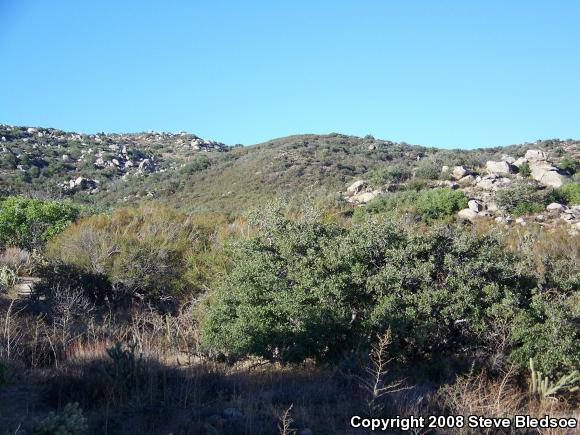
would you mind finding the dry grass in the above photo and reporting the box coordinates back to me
[439,367,579,435]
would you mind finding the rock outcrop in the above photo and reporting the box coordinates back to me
[486,161,515,175]
[520,149,569,188]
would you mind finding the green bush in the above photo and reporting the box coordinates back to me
[45,206,230,306]
[509,295,579,376]
[0,196,79,250]
[202,209,536,366]
[355,188,467,221]
[414,188,468,220]
[558,157,577,175]
[495,181,545,213]
[32,402,87,435]
[371,164,412,185]
[550,182,580,205]
[414,162,441,180]
[512,202,545,217]
[518,162,531,178]
[179,155,211,175]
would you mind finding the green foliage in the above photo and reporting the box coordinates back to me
[102,341,147,401]
[414,188,468,220]
[509,294,579,376]
[32,402,87,435]
[495,181,545,214]
[558,157,578,175]
[529,358,579,399]
[179,155,211,175]
[202,208,535,366]
[45,206,231,306]
[406,179,428,192]
[356,188,467,221]
[414,161,441,180]
[0,196,79,250]
[518,162,531,178]
[371,164,412,185]
[511,202,545,217]
[550,182,580,205]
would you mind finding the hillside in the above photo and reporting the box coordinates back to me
[1,124,579,214]
[1,124,579,434]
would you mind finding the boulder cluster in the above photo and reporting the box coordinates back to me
[0,124,229,195]
[344,148,578,232]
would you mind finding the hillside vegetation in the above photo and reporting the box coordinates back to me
[2,124,578,213]
[0,124,579,434]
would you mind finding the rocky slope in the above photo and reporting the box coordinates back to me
[1,124,578,214]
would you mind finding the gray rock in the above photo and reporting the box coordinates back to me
[546,202,565,212]
[138,159,154,172]
[529,161,567,188]
[501,154,516,164]
[486,161,515,175]
[452,166,470,180]
[468,199,484,212]
[346,180,367,194]
[457,208,479,221]
[349,190,383,204]
[457,175,476,186]
[525,149,548,161]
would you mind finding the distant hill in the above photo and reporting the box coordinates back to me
[1,124,578,213]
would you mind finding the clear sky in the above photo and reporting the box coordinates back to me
[1,1,579,148]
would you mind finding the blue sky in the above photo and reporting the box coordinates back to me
[1,1,579,148]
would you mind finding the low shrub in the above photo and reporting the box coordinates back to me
[414,188,468,220]
[179,155,211,175]
[511,201,545,217]
[495,181,545,213]
[32,402,87,435]
[550,182,580,205]
[414,161,441,180]
[355,188,467,221]
[371,164,412,185]
[518,162,531,178]
[45,205,231,307]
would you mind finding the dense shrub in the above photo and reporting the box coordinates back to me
[355,188,467,221]
[45,206,230,306]
[495,181,545,214]
[518,162,531,178]
[558,157,578,175]
[511,202,545,217]
[179,155,211,175]
[550,182,580,205]
[202,209,552,370]
[414,161,441,180]
[509,295,579,375]
[414,188,468,220]
[371,164,412,185]
[0,196,79,250]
